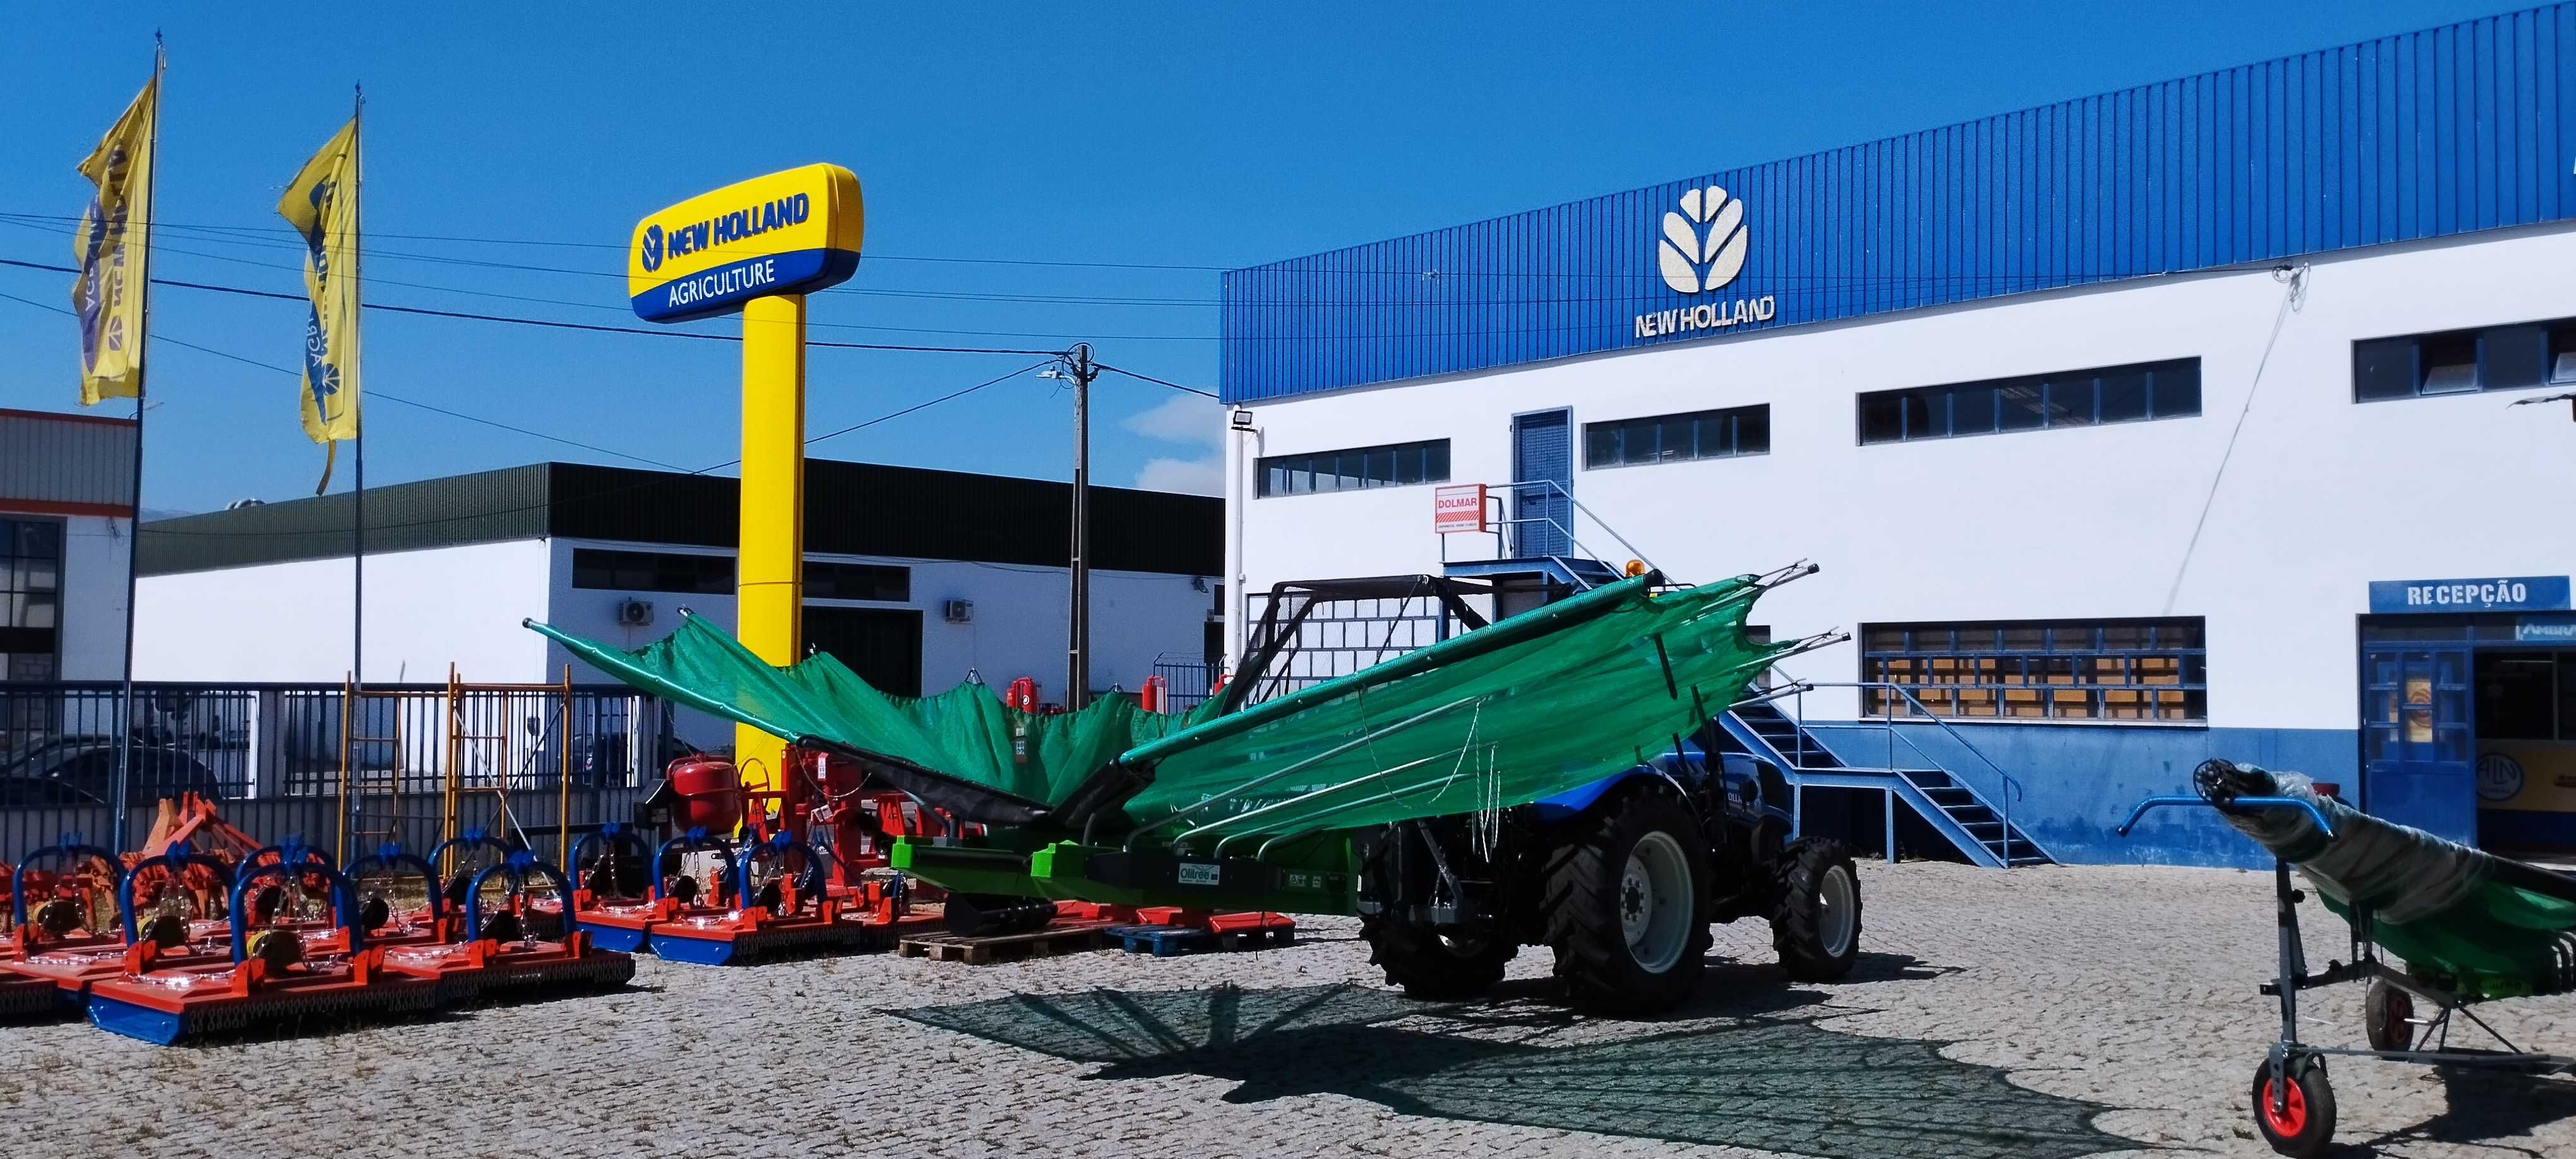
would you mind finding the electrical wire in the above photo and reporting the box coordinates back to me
[1094,362,1217,400]
[2161,263,2308,615]
[0,286,689,470]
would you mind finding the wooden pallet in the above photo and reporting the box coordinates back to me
[893,920,1114,965]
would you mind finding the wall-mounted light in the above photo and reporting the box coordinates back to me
[1229,408,1255,431]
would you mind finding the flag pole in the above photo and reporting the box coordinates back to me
[109,37,165,852]
[350,83,364,711]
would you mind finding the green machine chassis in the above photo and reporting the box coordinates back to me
[893,831,1361,916]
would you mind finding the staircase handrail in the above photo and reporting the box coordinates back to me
[1769,676,2031,866]
[1503,478,1664,577]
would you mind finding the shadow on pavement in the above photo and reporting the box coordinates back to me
[2345,1066,2576,1158]
[887,978,2132,1159]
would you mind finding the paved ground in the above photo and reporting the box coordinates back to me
[3,862,2573,1158]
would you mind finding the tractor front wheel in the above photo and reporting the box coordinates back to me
[1540,782,1714,1015]
[1770,837,1862,981]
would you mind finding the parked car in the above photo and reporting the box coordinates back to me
[0,735,225,807]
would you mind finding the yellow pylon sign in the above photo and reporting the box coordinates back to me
[628,165,864,788]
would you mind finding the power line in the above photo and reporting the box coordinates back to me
[0,287,690,470]
[1095,362,1217,400]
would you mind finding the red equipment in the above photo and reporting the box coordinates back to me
[667,756,746,832]
[377,855,631,1001]
[1140,675,1167,713]
[85,858,439,1045]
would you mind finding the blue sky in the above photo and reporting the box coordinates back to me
[0,1,2520,514]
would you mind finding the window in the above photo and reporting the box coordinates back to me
[0,518,63,682]
[571,549,732,594]
[1583,405,1770,468]
[2474,651,2576,741]
[2354,316,2576,401]
[1258,439,1450,497]
[806,561,910,602]
[1856,359,2200,445]
[1861,617,2207,723]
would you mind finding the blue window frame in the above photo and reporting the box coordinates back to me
[2353,316,2576,402]
[1583,404,1769,468]
[1258,439,1450,497]
[1857,358,2200,445]
[1861,617,2207,723]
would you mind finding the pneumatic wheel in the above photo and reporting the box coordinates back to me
[1361,913,1517,1001]
[1539,782,1714,1015]
[1769,837,1862,981]
[2250,1056,2336,1157]
[2364,978,2415,1052]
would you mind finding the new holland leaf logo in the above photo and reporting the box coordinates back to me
[1658,185,1748,295]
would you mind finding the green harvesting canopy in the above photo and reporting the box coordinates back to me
[528,571,1801,840]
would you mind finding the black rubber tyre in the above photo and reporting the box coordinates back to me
[1539,782,1714,1015]
[2249,1056,2336,1157]
[2364,978,2415,1052]
[1361,913,1516,1000]
[1770,837,1863,982]
[944,894,1054,937]
[359,893,392,932]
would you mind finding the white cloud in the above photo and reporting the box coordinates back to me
[1121,394,1222,446]
[1135,455,1224,496]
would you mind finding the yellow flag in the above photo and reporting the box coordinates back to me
[278,118,361,444]
[73,73,158,406]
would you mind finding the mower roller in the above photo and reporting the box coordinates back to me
[86,855,438,1045]
[649,833,880,965]
[379,853,633,1001]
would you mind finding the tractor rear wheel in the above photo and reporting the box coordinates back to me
[1540,782,1714,1015]
[1361,913,1515,1000]
[1770,837,1862,981]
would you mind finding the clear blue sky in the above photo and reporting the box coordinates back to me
[0,1,2520,514]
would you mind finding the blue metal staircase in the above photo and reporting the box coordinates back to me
[1721,696,2053,868]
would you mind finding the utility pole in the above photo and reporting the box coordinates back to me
[1059,343,1098,711]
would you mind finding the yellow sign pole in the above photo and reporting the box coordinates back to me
[734,292,807,792]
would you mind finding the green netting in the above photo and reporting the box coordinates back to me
[528,572,1791,838]
[531,615,1224,810]
[2321,885,2576,1000]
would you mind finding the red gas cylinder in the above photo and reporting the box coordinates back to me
[1140,675,1167,713]
[666,755,744,833]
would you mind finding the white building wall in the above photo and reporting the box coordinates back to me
[134,538,556,683]
[1231,225,2576,731]
[56,513,133,680]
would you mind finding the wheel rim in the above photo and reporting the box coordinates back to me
[2257,1075,2307,1136]
[1817,864,1857,958]
[1619,831,1693,975]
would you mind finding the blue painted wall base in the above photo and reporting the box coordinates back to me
[1802,722,2359,870]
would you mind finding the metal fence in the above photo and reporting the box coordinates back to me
[0,681,669,865]
[1149,655,1219,712]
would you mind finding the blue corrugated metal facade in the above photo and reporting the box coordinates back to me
[1221,4,2576,404]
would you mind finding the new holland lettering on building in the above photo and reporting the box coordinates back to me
[626,164,864,324]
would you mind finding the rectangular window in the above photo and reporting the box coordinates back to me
[1861,616,2207,723]
[2353,315,2576,401]
[805,561,910,602]
[0,518,63,683]
[1256,439,1450,497]
[1583,404,1771,469]
[1857,359,2200,445]
[570,548,733,594]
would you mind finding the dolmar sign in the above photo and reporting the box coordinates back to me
[1433,484,1488,534]
[628,164,864,323]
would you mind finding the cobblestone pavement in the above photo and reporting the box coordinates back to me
[3,862,2573,1158]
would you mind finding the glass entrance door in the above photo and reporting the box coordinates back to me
[2360,645,2477,843]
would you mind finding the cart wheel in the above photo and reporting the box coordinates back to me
[2249,1056,2336,1158]
[2364,978,2415,1052]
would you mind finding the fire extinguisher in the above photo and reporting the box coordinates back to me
[1005,677,1038,764]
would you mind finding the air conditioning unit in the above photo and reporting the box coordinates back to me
[616,597,655,627]
[941,598,974,624]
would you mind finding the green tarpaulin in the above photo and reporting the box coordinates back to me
[528,573,1792,841]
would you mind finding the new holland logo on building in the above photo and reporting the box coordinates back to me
[1635,184,1775,340]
